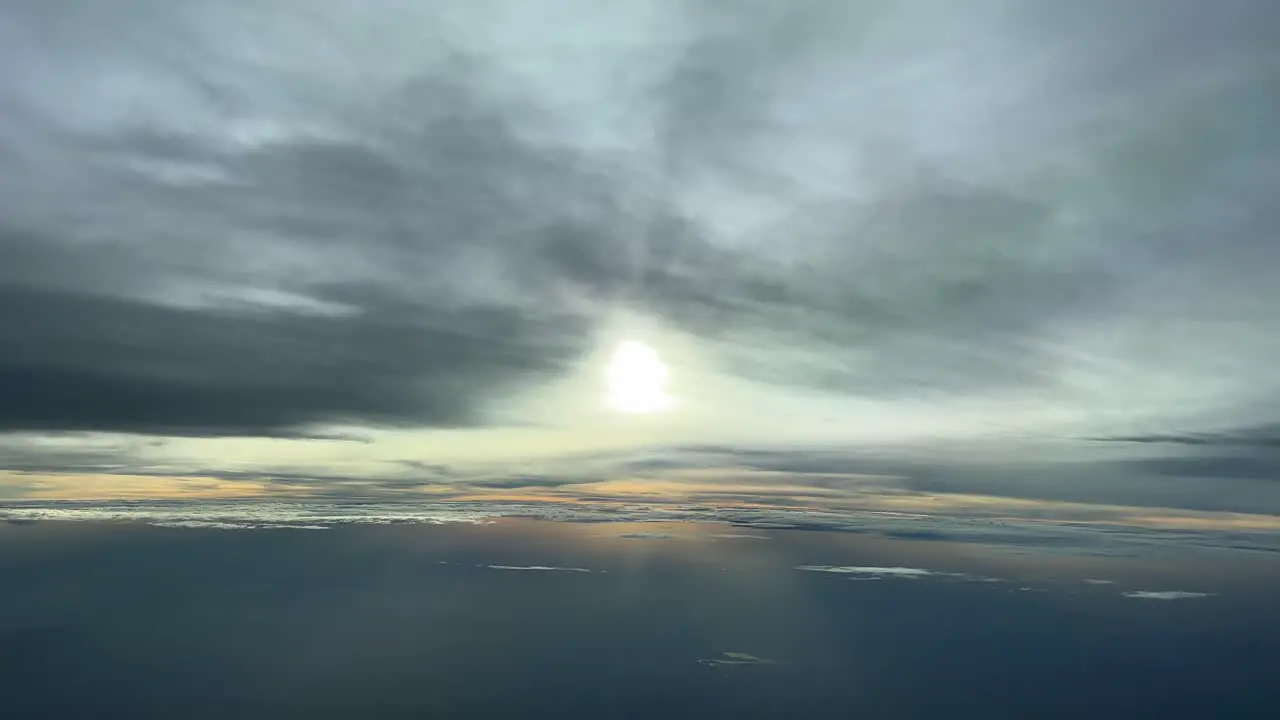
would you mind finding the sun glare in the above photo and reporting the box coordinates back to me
[606,341,675,414]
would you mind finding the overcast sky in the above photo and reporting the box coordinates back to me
[2,0,1279,517]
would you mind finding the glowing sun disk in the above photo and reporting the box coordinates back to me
[606,341,674,414]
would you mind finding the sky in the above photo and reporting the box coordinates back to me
[3,0,1280,531]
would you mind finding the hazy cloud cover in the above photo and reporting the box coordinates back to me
[5,496,1280,559]
[2,0,1280,532]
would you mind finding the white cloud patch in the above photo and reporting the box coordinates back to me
[795,565,1004,584]
[0,502,500,528]
[1122,591,1213,600]
[485,565,592,573]
[149,520,259,530]
[795,565,935,579]
[150,520,328,530]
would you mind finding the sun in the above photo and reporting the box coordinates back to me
[605,341,675,414]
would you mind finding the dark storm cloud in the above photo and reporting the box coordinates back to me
[1,0,1279,441]
[0,282,588,435]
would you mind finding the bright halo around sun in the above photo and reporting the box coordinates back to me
[606,341,675,414]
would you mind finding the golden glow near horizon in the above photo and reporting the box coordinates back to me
[605,340,675,414]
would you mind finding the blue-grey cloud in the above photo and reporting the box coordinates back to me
[0,284,588,436]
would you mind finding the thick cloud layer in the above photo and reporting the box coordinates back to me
[1,0,1278,452]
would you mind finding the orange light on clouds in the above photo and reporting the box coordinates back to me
[9,473,267,501]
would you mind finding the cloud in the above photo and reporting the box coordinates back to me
[708,533,771,540]
[793,565,1002,584]
[149,520,328,530]
[0,501,501,528]
[795,565,935,579]
[1098,425,1280,449]
[794,565,1005,584]
[1,0,1279,537]
[0,0,1276,439]
[484,565,592,573]
[0,283,589,437]
[1122,591,1213,601]
[697,651,774,668]
[604,0,1280,424]
[731,522,801,530]
[2,496,1279,558]
[462,476,586,491]
[0,4,617,438]
[651,445,1280,516]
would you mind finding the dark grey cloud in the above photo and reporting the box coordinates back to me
[461,475,584,491]
[0,283,588,436]
[1099,426,1280,449]
[602,442,1280,515]
[0,22,609,435]
[1,0,1278,447]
